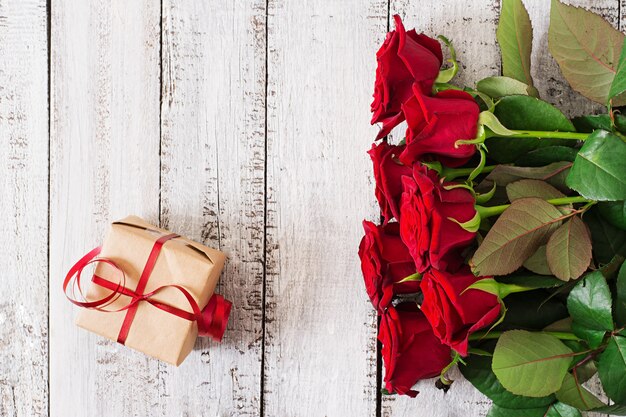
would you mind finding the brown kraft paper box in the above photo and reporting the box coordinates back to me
[75,215,227,366]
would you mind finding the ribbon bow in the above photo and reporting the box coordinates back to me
[63,233,231,344]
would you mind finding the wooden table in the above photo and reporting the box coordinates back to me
[0,0,614,416]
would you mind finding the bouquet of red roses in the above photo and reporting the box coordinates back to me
[360,1,626,416]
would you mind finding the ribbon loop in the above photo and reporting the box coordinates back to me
[64,235,231,345]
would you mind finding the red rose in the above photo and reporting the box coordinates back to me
[399,164,477,273]
[359,221,419,313]
[371,15,443,140]
[399,86,479,167]
[379,303,452,397]
[420,267,501,356]
[368,141,411,222]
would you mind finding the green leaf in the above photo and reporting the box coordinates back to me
[616,260,626,326]
[584,207,626,265]
[461,355,555,409]
[497,0,534,88]
[572,113,626,134]
[545,402,582,417]
[487,95,576,163]
[515,146,578,167]
[549,0,626,106]
[484,162,573,193]
[487,404,549,417]
[598,201,626,230]
[567,271,613,348]
[546,216,592,281]
[609,38,626,102]
[498,274,563,290]
[471,198,565,276]
[506,179,566,202]
[566,130,626,201]
[523,245,552,275]
[555,372,605,410]
[598,335,626,403]
[593,403,626,415]
[492,330,573,397]
[501,290,568,330]
[477,76,536,98]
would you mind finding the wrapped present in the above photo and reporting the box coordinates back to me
[63,215,232,366]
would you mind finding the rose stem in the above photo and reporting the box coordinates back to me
[475,196,593,219]
[468,330,581,342]
[488,130,589,141]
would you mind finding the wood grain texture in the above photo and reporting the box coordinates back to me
[384,1,500,416]
[49,0,162,416]
[159,0,266,415]
[264,0,385,415]
[525,0,619,117]
[0,0,48,416]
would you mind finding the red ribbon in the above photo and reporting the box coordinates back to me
[63,236,231,343]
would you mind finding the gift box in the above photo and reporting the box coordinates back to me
[64,215,231,366]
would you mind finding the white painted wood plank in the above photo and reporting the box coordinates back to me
[526,0,619,117]
[384,1,500,416]
[0,0,48,415]
[49,0,162,416]
[159,1,266,415]
[264,1,385,415]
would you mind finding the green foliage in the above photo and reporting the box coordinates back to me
[598,201,626,230]
[487,96,576,163]
[609,38,626,103]
[476,76,536,98]
[499,290,568,331]
[583,208,626,265]
[461,355,555,408]
[487,404,549,417]
[549,0,626,105]
[471,198,565,276]
[523,246,552,275]
[492,330,573,397]
[597,335,626,404]
[567,271,613,348]
[515,146,578,167]
[545,402,582,417]
[484,162,572,193]
[555,373,605,410]
[566,130,626,201]
[506,179,565,202]
[497,0,535,91]
[616,261,626,326]
[545,217,592,281]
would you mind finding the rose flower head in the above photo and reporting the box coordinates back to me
[379,303,452,397]
[358,221,419,314]
[371,15,443,140]
[399,163,477,273]
[400,86,479,167]
[368,141,411,223]
[420,267,501,356]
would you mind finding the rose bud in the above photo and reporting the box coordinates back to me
[379,303,452,397]
[358,221,419,314]
[399,163,477,273]
[420,267,501,356]
[368,141,411,223]
[371,14,443,140]
[399,86,479,167]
